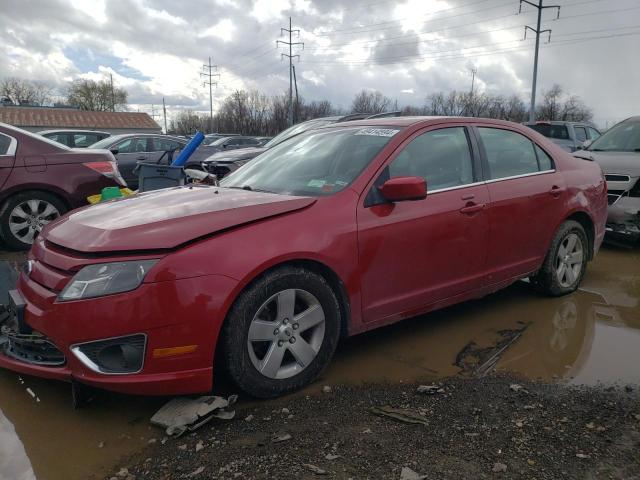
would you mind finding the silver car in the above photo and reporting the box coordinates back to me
[526,121,601,152]
[573,116,640,243]
[90,134,187,189]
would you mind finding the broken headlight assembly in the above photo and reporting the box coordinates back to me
[58,260,158,301]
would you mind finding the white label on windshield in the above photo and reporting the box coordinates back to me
[354,128,399,137]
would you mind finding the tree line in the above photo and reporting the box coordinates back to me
[0,77,128,111]
[0,77,593,136]
[169,84,593,136]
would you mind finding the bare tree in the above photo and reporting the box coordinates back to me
[0,77,52,106]
[168,110,206,135]
[67,79,128,111]
[537,84,563,121]
[351,89,392,114]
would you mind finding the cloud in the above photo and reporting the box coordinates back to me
[0,0,638,127]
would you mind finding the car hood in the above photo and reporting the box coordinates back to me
[573,150,640,175]
[43,186,315,253]
[204,147,266,163]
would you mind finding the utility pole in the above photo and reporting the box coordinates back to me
[292,65,299,123]
[109,73,115,112]
[277,17,303,127]
[150,104,161,125]
[201,57,220,133]
[469,66,477,95]
[162,97,168,134]
[520,0,560,122]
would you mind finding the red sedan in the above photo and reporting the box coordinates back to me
[1,117,607,397]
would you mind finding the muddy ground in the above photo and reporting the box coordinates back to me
[0,244,639,480]
[109,377,640,480]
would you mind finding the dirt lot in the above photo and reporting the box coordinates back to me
[0,245,639,480]
[112,376,640,480]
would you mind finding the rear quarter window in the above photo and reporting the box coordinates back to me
[0,134,13,155]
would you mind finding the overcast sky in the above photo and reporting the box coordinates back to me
[1,0,639,127]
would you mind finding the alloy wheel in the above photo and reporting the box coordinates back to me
[555,233,584,288]
[247,288,326,380]
[8,199,60,244]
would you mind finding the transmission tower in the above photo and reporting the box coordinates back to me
[520,0,560,122]
[277,17,303,127]
[201,57,220,133]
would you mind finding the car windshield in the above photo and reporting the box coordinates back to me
[202,136,222,145]
[262,118,334,149]
[529,124,569,140]
[210,137,231,146]
[588,120,640,152]
[220,126,400,196]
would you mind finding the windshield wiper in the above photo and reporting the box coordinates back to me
[226,185,275,194]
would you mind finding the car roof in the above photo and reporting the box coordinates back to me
[38,129,110,135]
[316,116,527,129]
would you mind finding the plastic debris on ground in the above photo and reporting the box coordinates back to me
[369,405,429,425]
[150,395,237,437]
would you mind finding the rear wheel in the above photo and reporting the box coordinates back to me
[0,191,67,250]
[221,266,341,398]
[531,220,588,296]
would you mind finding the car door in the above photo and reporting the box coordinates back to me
[475,126,566,284]
[357,125,490,324]
[113,137,148,187]
[0,132,17,190]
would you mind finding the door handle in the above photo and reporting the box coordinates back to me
[549,185,564,198]
[460,203,485,215]
[136,155,146,161]
[461,194,475,201]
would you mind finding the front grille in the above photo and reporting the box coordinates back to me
[605,174,631,182]
[1,327,66,367]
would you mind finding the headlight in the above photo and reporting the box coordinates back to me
[58,260,157,301]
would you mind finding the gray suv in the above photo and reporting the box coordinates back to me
[526,121,601,152]
[573,116,640,243]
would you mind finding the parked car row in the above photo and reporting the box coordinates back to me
[0,116,608,399]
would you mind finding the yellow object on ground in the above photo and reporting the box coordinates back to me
[87,188,136,204]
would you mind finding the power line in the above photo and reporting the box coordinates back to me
[277,17,303,127]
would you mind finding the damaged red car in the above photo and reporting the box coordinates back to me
[0,117,607,398]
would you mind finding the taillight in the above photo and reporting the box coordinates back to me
[83,161,127,187]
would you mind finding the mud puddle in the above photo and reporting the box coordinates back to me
[0,246,638,480]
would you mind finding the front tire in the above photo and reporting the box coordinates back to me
[0,191,67,250]
[531,220,588,296]
[221,266,341,398]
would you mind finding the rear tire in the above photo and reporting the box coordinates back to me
[220,266,341,398]
[0,191,67,250]
[531,220,588,296]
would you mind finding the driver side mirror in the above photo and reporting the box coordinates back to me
[378,176,427,202]
[109,148,119,155]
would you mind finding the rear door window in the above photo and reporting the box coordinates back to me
[388,127,475,191]
[0,134,13,155]
[574,127,587,143]
[478,128,541,179]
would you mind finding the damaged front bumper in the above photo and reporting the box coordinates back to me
[606,196,640,243]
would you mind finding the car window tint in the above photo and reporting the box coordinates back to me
[588,127,600,140]
[534,144,554,171]
[73,133,100,147]
[529,124,569,140]
[574,127,587,143]
[115,138,135,153]
[0,134,11,155]
[479,128,540,179]
[388,127,474,191]
[152,137,181,151]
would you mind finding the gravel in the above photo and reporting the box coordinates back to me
[111,375,640,479]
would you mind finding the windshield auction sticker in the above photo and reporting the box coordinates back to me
[354,128,400,137]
